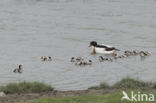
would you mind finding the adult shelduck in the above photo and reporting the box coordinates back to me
[89,41,119,54]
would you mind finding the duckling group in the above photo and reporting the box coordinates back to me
[40,56,52,61]
[12,41,151,73]
[71,57,92,66]
[123,50,150,58]
[98,50,150,62]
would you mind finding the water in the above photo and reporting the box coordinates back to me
[0,0,156,91]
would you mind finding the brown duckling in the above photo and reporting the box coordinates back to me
[75,60,92,66]
[84,60,92,65]
[71,57,83,62]
[132,50,139,55]
[104,58,113,62]
[139,51,150,58]
[99,56,104,62]
[41,56,47,61]
[48,56,52,61]
[76,57,83,61]
[71,57,75,62]
[124,50,132,56]
[41,56,52,61]
[13,65,23,74]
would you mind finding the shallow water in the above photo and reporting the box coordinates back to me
[0,0,156,90]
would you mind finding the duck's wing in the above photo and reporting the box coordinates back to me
[105,47,116,51]
[101,44,120,51]
[101,44,113,48]
[96,44,108,48]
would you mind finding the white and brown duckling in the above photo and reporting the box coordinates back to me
[124,50,140,56]
[76,60,92,66]
[41,56,47,61]
[99,56,113,62]
[70,57,83,62]
[124,50,133,56]
[139,51,150,58]
[71,57,76,62]
[119,55,127,58]
[48,56,52,61]
[13,65,23,74]
[76,57,84,61]
[106,58,113,62]
[99,56,105,62]
[85,60,92,65]
[132,50,139,55]
[41,56,52,61]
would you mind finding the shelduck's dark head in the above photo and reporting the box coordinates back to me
[89,41,97,47]
[19,65,22,68]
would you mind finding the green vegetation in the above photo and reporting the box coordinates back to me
[21,91,156,103]
[113,77,149,89]
[0,78,156,103]
[89,77,152,90]
[0,81,53,94]
[88,82,110,89]
[99,82,110,89]
[153,83,156,89]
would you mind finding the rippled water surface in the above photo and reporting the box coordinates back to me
[0,0,156,90]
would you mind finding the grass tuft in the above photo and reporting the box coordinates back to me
[99,83,110,89]
[0,81,53,94]
[153,83,156,89]
[113,77,148,89]
[21,91,156,103]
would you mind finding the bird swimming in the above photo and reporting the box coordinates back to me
[41,56,52,61]
[13,65,23,74]
[89,41,119,54]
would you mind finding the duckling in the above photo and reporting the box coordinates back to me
[84,60,92,65]
[18,65,23,73]
[43,57,48,61]
[139,51,150,58]
[75,61,83,66]
[123,54,128,58]
[13,65,23,74]
[71,57,84,62]
[120,55,127,58]
[71,57,75,62]
[76,57,83,61]
[48,56,52,61]
[88,60,92,65]
[40,56,44,60]
[144,51,150,56]
[40,56,47,61]
[99,56,104,62]
[117,56,122,59]
[113,56,118,60]
[112,53,117,57]
[104,58,113,62]
[132,50,139,55]
[41,56,52,61]
[75,60,92,66]
[124,50,132,56]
